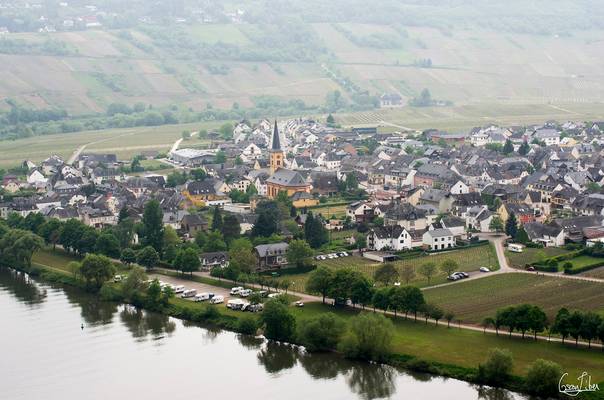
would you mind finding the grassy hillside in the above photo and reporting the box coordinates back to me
[2,24,604,116]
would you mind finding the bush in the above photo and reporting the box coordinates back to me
[477,348,514,386]
[524,359,563,398]
[297,313,345,352]
[338,312,393,362]
[260,299,296,341]
[237,316,259,335]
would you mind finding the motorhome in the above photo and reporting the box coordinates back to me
[173,285,186,294]
[508,243,524,253]
[181,289,197,298]
[230,286,244,295]
[239,289,252,297]
[210,295,224,304]
[227,299,249,310]
[194,292,211,302]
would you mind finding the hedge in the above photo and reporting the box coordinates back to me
[534,264,559,273]
[564,261,604,275]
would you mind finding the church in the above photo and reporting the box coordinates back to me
[265,121,313,201]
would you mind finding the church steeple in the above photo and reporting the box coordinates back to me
[269,120,284,174]
[270,120,281,151]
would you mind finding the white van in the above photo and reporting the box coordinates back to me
[508,243,524,253]
[210,295,224,304]
[181,289,197,298]
[239,289,252,297]
[173,285,186,294]
[268,292,283,299]
[194,292,210,302]
[230,286,244,295]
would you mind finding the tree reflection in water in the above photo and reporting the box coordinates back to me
[257,341,299,374]
[0,269,46,306]
[256,341,396,400]
[477,385,517,400]
[63,285,118,326]
[237,334,264,350]
[120,305,176,341]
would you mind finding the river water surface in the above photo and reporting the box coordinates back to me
[0,268,528,400]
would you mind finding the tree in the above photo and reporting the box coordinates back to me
[137,246,160,270]
[371,287,391,312]
[568,310,584,346]
[482,317,495,334]
[400,264,415,284]
[304,212,328,249]
[505,212,518,238]
[251,201,280,237]
[528,305,548,340]
[221,214,240,242]
[180,247,201,276]
[350,274,373,309]
[67,261,81,279]
[260,299,296,341]
[551,308,572,344]
[297,313,345,352]
[191,168,206,181]
[373,263,399,286]
[489,216,504,233]
[326,113,335,127]
[80,253,115,289]
[441,259,458,277]
[37,218,63,250]
[580,312,602,348]
[306,266,334,304]
[525,359,563,398]
[353,232,367,250]
[95,232,121,259]
[286,239,313,268]
[518,140,530,156]
[142,200,164,253]
[429,304,445,326]
[228,238,256,275]
[515,227,529,244]
[214,150,226,164]
[211,206,223,232]
[477,348,514,386]
[402,286,425,321]
[120,248,137,265]
[219,122,233,140]
[418,262,437,285]
[445,311,455,328]
[502,139,514,154]
[121,266,148,301]
[338,313,394,362]
[203,231,227,252]
[328,268,360,305]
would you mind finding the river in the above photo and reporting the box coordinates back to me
[0,268,528,400]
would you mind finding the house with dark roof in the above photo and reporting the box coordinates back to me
[523,222,564,247]
[254,242,289,270]
[180,214,208,236]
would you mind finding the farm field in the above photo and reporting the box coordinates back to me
[294,303,604,380]
[278,244,497,293]
[582,267,604,279]
[423,273,604,324]
[505,247,571,268]
[0,121,223,168]
[308,203,348,218]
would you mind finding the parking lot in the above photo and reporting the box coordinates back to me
[148,273,232,301]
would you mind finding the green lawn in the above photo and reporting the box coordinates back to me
[505,247,570,268]
[424,273,604,323]
[292,303,604,380]
[564,255,604,271]
[279,244,497,292]
[32,248,82,273]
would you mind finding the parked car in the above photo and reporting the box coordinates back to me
[479,267,491,273]
[210,295,224,304]
[246,303,264,312]
[227,299,249,310]
[525,265,536,271]
[173,285,185,294]
[337,252,349,257]
[508,243,524,253]
[230,286,244,295]
[295,301,304,307]
[113,275,123,282]
[447,274,459,281]
[181,289,197,298]
[239,289,252,297]
[268,293,283,299]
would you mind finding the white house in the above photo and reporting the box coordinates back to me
[449,180,470,195]
[422,228,455,250]
[367,226,420,251]
[27,169,47,185]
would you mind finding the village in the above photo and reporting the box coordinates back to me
[3,118,604,266]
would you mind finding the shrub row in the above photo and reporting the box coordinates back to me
[564,261,604,275]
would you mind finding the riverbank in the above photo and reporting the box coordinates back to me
[18,257,604,398]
